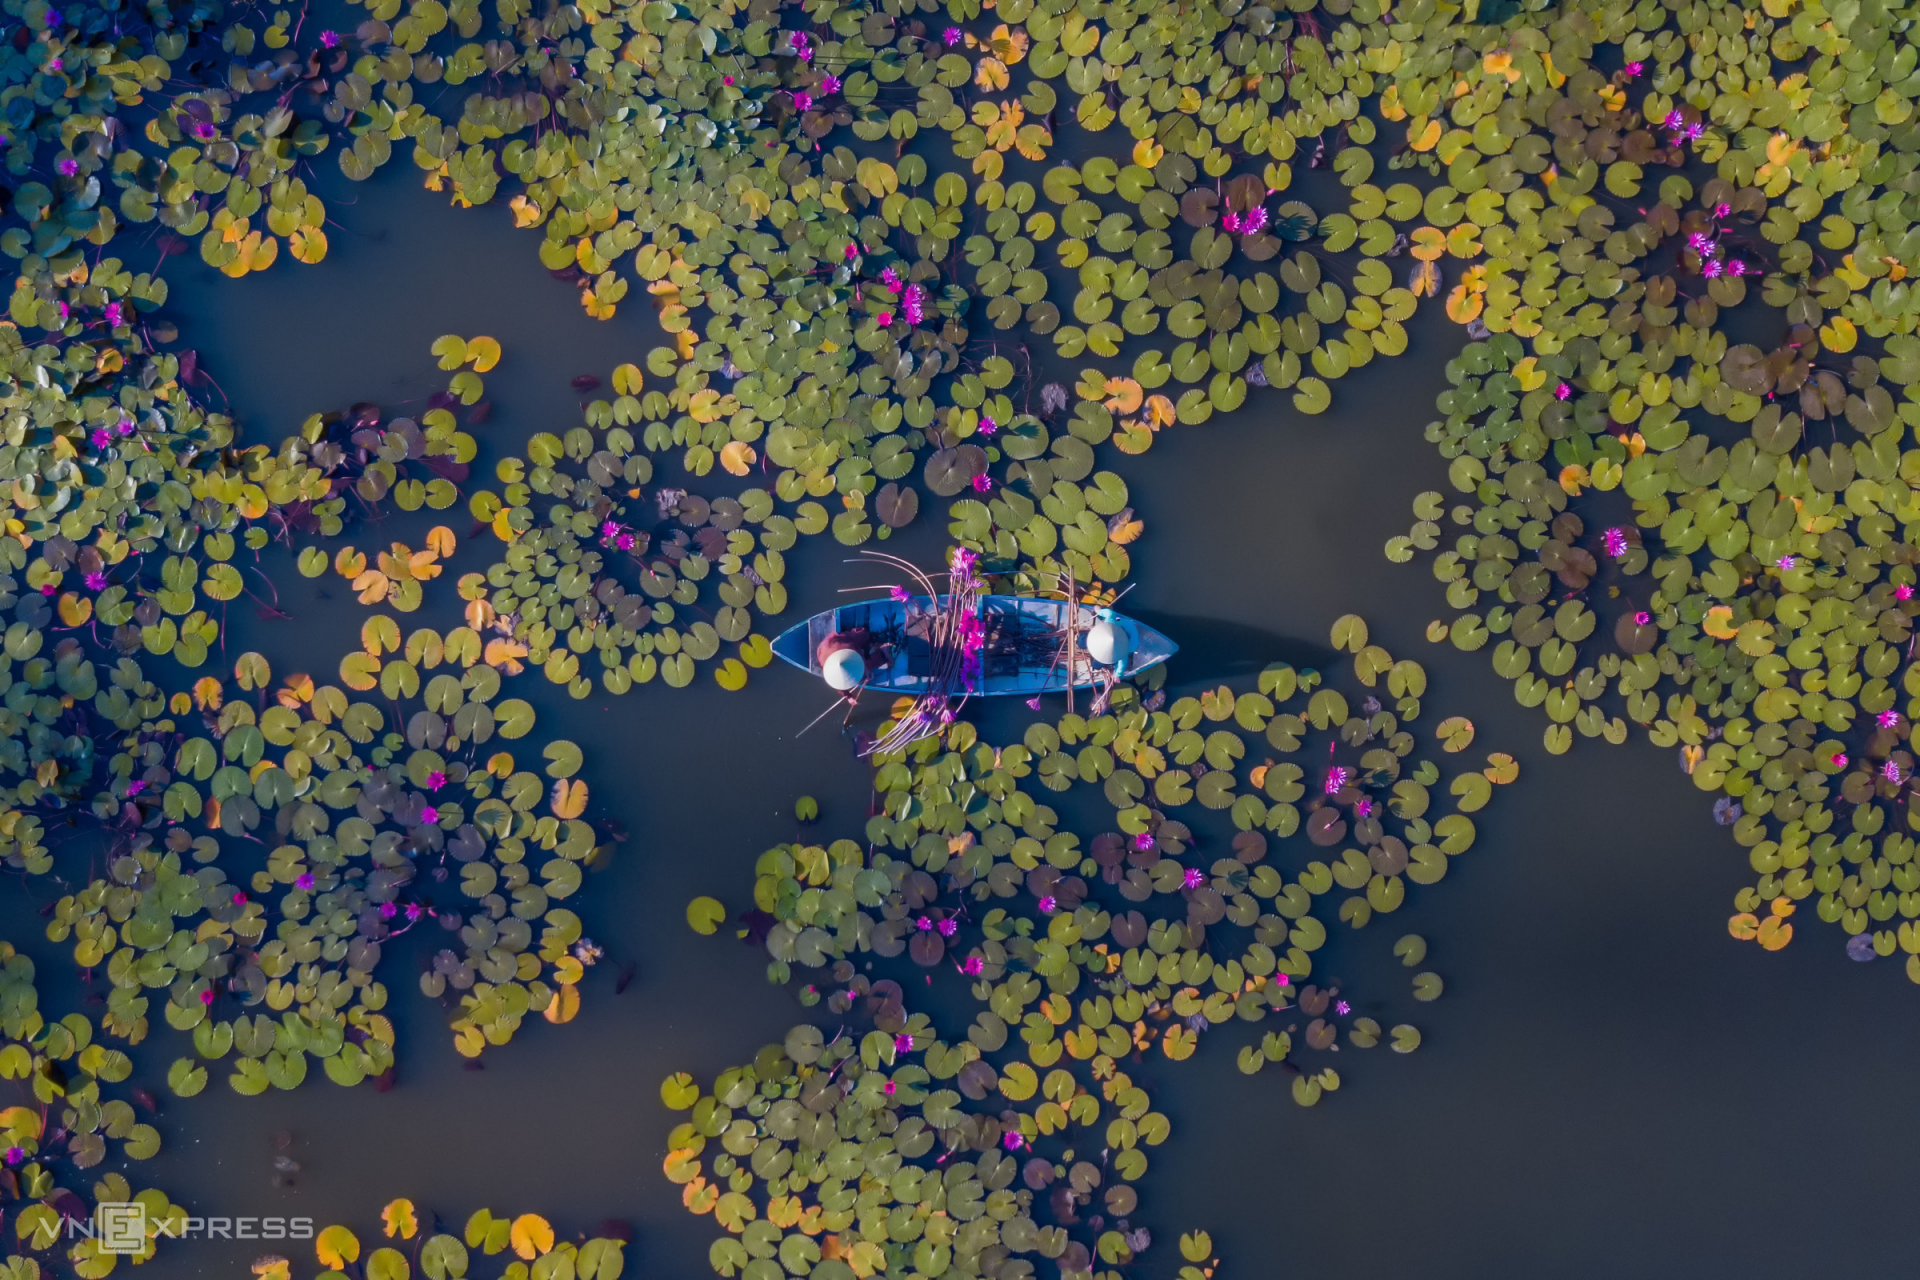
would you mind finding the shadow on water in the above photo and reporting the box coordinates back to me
[1125,610,1335,681]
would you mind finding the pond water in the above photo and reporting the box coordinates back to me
[14,155,1920,1280]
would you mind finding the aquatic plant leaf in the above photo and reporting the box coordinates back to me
[317,1226,361,1268]
[687,897,727,936]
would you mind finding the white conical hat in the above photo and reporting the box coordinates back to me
[823,647,866,691]
[1085,619,1132,666]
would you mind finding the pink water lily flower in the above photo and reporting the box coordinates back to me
[1181,867,1203,889]
[421,805,440,824]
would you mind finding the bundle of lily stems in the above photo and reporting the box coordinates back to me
[862,547,985,757]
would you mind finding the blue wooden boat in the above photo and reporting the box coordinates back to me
[771,595,1175,696]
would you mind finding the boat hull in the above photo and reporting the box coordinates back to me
[772,595,1174,695]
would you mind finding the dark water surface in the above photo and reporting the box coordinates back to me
[15,158,1920,1280]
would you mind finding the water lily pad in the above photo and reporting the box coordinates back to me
[687,897,727,935]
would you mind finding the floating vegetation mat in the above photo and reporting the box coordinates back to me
[0,0,1915,1268]
[667,623,1513,1278]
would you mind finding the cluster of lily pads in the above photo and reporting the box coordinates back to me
[0,233,621,1090]
[666,618,1513,1278]
[52,621,606,1083]
[286,1202,627,1280]
[2,0,1916,1268]
[0,939,192,1278]
[0,312,653,1275]
[0,191,632,1265]
[0,0,1466,702]
[1362,0,1920,967]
